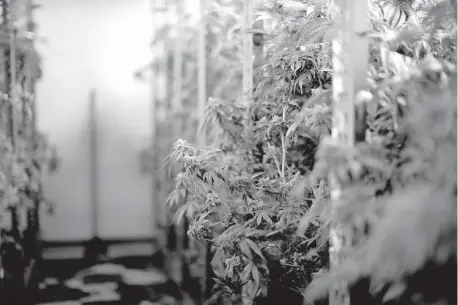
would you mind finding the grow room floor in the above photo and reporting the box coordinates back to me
[35,263,174,305]
[29,242,186,305]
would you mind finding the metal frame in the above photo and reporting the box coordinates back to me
[329,1,369,305]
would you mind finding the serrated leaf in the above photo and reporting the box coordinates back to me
[240,240,254,260]
[286,120,300,139]
[245,239,265,260]
[262,213,273,225]
[244,279,258,301]
[310,218,320,227]
[242,263,253,282]
[257,215,262,226]
[251,265,261,286]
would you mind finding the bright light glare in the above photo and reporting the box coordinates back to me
[95,5,152,98]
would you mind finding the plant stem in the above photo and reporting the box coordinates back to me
[281,134,286,183]
[280,106,287,183]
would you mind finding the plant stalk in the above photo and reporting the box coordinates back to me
[280,106,287,183]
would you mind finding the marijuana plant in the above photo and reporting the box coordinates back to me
[166,1,334,304]
[165,1,456,305]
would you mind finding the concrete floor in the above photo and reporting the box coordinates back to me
[35,262,178,305]
[32,242,183,305]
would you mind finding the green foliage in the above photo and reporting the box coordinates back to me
[303,53,457,304]
[0,7,59,224]
[163,0,456,305]
[165,2,334,304]
[0,130,59,215]
[300,1,457,304]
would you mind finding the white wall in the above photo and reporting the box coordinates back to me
[35,0,155,240]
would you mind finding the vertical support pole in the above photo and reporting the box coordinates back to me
[21,0,33,264]
[89,89,99,238]
[329,1,369,305]
[156,0,170,250]
[253,19,264,78]
[27,0,41,261]
[150,0,160,252]
[197,0,206,148]
[173,0,183,138]
[171,0,185,286]
[153,0,176,275]
[2,1,26,300]
[172,0,183,234]
[242,0,254,103]
[152,0,164,249]
[0,0,8,294]
[5,0,15,148]
[5,0,18,238]
[252,7,264,128]
[197,0,211,301]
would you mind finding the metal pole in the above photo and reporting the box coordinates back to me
[173,0,183,250]
[150,0,159,250]
[172,0,183,137]
[89,89,99,238]
[5,0,18,237]
[196,0,211,301]
[27,0,40,258]
[329,1,369,304]
[21,0,32,264]
[197,0,206,148]
[253,19,264,77]
[1,1,24,300]
[154,0,169,253]
[242,0,253,104]
[166,0,186,286]
[6,0,16,148]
